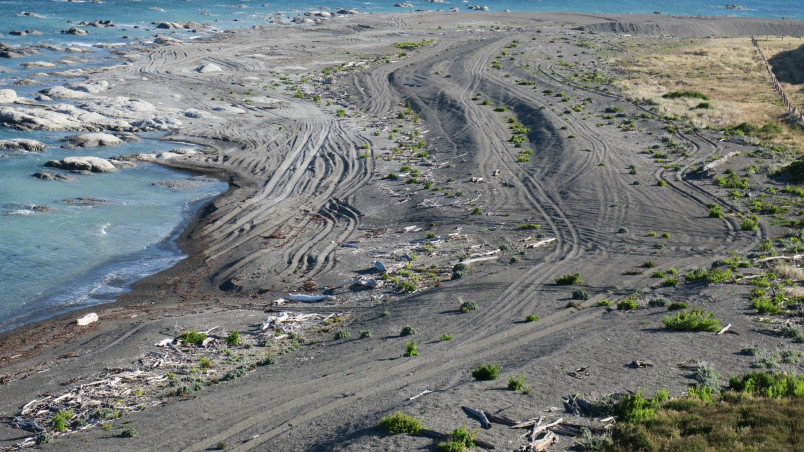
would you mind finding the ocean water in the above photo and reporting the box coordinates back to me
[0,0,800,332]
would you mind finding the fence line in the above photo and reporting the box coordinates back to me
[751,36,804,127]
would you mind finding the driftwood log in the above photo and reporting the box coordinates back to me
[462,405,491,429]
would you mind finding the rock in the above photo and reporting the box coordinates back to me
[61,27,89,35]
[35,94,52,102]
[38,86,96,99]
[337,9,359,14]
[62,196,108,206]
[154,35,182,45]
[77,20,115,27]
[394,3,414,7]
[0,103,133,131]
[31,204,54,212]
[468,4,489,9]
[152,21,204,30]
[196,63,222,73]
[32,171,76,181]
[16,12,45,18]
[62,132,124,148]
[0,42,38,58]
[9,31,27,36]
[76,313,98,325]
[0,89,17,103]
[0,138,47,151]
[44,156,117,172]
[184,108,217,119]
[65,80,109,94]
[76,96,156,118]
[131,116,183,130]
[20,61,56,69]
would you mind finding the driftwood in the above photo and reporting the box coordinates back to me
[462,255,500,265]
[717,324,732,335]
[525,238,556,249]
[285,293,335,302]
[511,416,544,429]
[529,418,563,440]
[629,360,654,368]
[462,405,491,429]
[702,151,740,174]
[485,411,518,426]
[567,366,590,379]
[419,429,495,449]
[520,431,558,452]
[338,279,382,289]
[408,389,432,401]
[755,254,804,263]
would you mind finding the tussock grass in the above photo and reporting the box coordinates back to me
[775,264,804,281]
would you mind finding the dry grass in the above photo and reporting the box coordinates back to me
[775,264,804,281]
[615,36,804,152]
[759,37,804,109]
[782,286,804,300]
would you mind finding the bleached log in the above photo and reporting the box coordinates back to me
[526,238,556,249]
[408,389,432,401]
[702,151,740,174]
[285,293,335,302]
[462,255,499,265]
[154,337,173,347]
[530,418,563,438]
[520,431,558,451]
[21,399,44,416]
[717,324,732,335]
[511,416,544,429]
[462,405,491,429]
[755,254,804,263]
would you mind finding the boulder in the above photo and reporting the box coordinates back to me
[62,132,124,148]
[196,63,222,73]
[32,171,76,181]
[0,104,134,131]
[61,27,89,35]
[0,89,17,103]
[0,138,47,151]
[337,9,359,14]
[44,156,117,173]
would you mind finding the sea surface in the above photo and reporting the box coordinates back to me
[0,0,800,332]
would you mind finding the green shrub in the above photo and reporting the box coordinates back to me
[452,262,470,280]
[472,363,501,381]
[121,425,138,438]
[740,217,759,231]
[617,299,638,311]
[781,326,804,342]
[667,302,688,311]
[508,375,525,391]
[661,278,679,287]
[460,300,478,313]
[179,330,207,345]
[36,433,53,445]
[657,180,667,187]
[359,330,373,339]
[400,325,416,336]
[92,408,117,420]
[440,333,453,341]
[695,101,711,109]
[525,314,539,322]
[471,207,482,215]
[752,297,781,314]
[226,330,241,346]
[379,412,422,435]
[572,289,590,300]
[617,391,661,423]
[52,409,74,432]
[651,271,666,278]
[662,308,721,332]
[577,427,613,451]
[708,204,724,218]
[518,223,541,230]
[648,297,669,308]
[404,340,418,357]
[335,329,351,340]
[257,355,276,366]
[597,299,613,307]
[437,425,475,452]
[336,108,346,118]
[728,371,804,398]
[555,273,583,285]
[662,90,709,100]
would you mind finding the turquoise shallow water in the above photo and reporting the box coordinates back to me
[0,0,800,332]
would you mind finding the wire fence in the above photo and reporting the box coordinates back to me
[751,36,804,127]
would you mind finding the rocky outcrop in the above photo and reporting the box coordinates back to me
[196,63,222,73]
[152,21,204,30]
[0,89,17,103]
[44,156,117,173]
[61,27,89,35]
[0,138,47,151]
[0,104,132,131]
[0,42,38,58]
[61,132,124,148]
[32,171,76,181]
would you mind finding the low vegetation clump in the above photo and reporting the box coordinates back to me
[612,373,804,451]
[226,330,241,346]
[400,325,416,336]
[335,329,351,340]
[121,425,138,438]
[404,340,418,357]
[394,40,434,50]
[51,409,74,432]
[525,314,539,322]
[460,300,478,313]
[179,330,207,346]
[662,308,721,332]
[662,90,709,100]
[437,425,475,452]
[555,273,583,285]
[667,302,689,311]
[617,298,638,311]
[508,375,525,391]
[597,299,613,307]
[440,333,453,341]
[452,262,470,280]
[708,204,724,218]
[572,289,590,300]
[379,412,422,435]
[472,363,501,381]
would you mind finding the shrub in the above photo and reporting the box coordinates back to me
[518,223,541,230]
[437,425,475,452]
[555,273,583,285]
[657,180,667,187]
[662,90,709,100]
[472,363,501,381]
[781,326,804,342]
[667,302,688,311]
[708,204,724,218]
[440,333,453,341]
[226,330,241,346]
[617,299,638,311]
[695,101,711,109]
[379,412,422,435]
[179,330,207,346]
[121,425,138,438]
[572,289,590,300]
[359,330,373,339]
[471,207,482,215]
[597,300,613,307]
[618,226,629,233]
[257,355,276,366]
[452,262,470,280]
[336,108,346,118]
[706,268,731,283]
[651,271,666,278]
[508,375,525,391]
[662,308,721,332]
[525,314,539,322]
[400,325,416,336]
[404,340,418,357]
[335,328,351,340]
[740,346,762,356]
[617,391,661,423]
[36,433,53,445]
[92,408,117,420]
[648,297,669,308]
[52,409,74,432]
[460,300,478,313]
[728,371,804,398]
[661,278,679,287]
[740,217,759,231]
[577,427,613,451]
[695,366,723,392]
